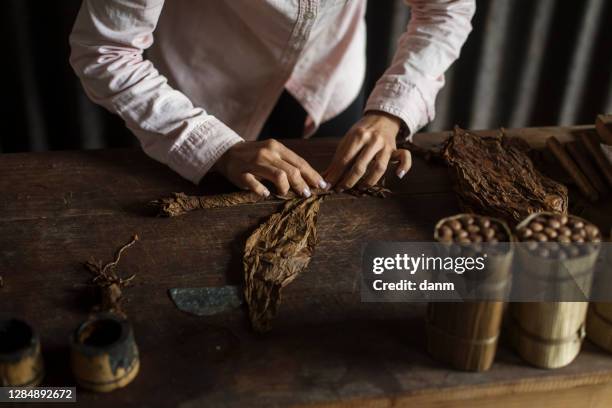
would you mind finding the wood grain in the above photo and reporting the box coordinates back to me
[1,128,612,407]
[546,136,598,202]
[596,115,612,145]
[566,141,609,195]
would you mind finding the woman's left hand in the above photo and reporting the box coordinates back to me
[324,111,412,191]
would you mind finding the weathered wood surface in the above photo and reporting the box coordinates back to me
[1,126,612,407]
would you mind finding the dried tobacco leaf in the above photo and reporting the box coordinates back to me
[243,195,323,332]
[399,140,444,163]
[151,184,390,331]
[152,191,265,217]
[442,127,568,224]
[152,186,390,217]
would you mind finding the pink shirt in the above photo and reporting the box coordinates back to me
[70,0,475,184]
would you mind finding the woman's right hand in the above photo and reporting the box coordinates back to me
[213,139,329,197]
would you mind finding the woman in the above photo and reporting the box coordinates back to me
[70,0,475,197]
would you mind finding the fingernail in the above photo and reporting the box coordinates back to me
[262,188,270,197]
[397,170,407,179]
[318,179,329,189]
[303,187,312,198]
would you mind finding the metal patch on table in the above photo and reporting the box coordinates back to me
[168,286,243,316]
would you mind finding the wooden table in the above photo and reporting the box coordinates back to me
[1,126,612,407]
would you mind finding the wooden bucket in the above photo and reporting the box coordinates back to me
[70,313,139,392]
[426,214,513,371]
[587,303,612,353]
[508,302,587,369]
[509,212,600,369]
[587,232,612,352]
[426,301,505,371]
[0,318,44,387]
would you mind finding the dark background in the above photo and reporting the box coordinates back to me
[2,0,611,153]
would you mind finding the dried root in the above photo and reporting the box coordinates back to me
[84,235,139,317]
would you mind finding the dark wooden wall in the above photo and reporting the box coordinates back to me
[2,0,611,153]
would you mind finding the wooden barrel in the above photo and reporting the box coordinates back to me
[426,214,513,371]
[0,318,44,387]
[508,302,587,369]
[426,301,505,371]
[70,313,140,392]
[587,232,612,352]
[587,303,612,352]
[509,212,600,369]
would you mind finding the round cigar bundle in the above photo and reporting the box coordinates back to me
[0,318,44,387]
[70,313,140,392]
[509,212,601,369]
[587,229,612,353]
[427,214,513,372]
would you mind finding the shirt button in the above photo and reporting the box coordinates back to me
[303,11,316,19]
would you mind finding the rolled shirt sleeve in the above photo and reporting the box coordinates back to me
[365,0,476,139]
[69,0,243,184]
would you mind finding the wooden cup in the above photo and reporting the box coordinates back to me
[0,318,44,387]
[70,313,139,392]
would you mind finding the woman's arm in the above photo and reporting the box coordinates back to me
[70,0,324,197]
[326,0,476,190]
[70,0,242,185]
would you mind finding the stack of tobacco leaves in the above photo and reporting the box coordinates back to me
[441,127,568,224]
[243,195,323,333]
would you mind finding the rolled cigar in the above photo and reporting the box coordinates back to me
[596,114,612,145]
[516,212,601,260]
[578,132,612,188]
[566,141,609,195]
[546,136,598,202]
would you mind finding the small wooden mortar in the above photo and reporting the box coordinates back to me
[427,214,513,372]
[509,212,600,369]
[0,318,44,387]
[70,313,139,392]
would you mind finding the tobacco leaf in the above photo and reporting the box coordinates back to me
[152,184,390,331]
[344,184,391,198]
[399,140,444,163]
[243,195,323,332]
[84,235,139,317]
[152,191,265,217]
[152,186,390,217]
[442,127,568,224]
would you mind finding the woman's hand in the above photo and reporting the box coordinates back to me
[324,112,412,191]
[213,139,328,197]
